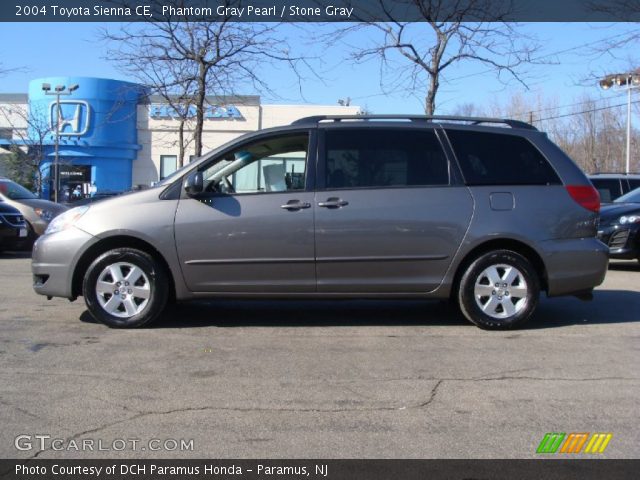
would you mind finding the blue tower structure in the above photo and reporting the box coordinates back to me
[28,77,145,200]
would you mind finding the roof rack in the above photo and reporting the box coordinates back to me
[291,114,537,130]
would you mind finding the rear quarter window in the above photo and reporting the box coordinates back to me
[445,130,561,186]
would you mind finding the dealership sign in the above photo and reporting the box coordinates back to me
[50,100,91,136]
[150,104,243,120]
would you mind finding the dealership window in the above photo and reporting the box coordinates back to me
[59,165,92,203]
[201,133,308,194]
[160,155,177,180]
[325,129,448,189]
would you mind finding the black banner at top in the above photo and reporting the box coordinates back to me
[3,0,640,22]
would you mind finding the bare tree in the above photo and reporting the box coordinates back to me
[583,1,640,75]
[471,90,636,173]
[451,101,485,117]
[559,96,632,173]
[138,59,198,168]
[332,0,538,115]
[0,103,52,195]
[589,0,640,26]
[101,0,309,159]
[0,62,21,77]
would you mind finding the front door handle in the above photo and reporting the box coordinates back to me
[317,197,349,208]
[280,200,311,211]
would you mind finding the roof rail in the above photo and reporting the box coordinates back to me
[291,114,537,130]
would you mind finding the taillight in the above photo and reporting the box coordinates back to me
[566,185,600,213]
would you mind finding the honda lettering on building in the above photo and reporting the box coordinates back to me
[150,104,243,120]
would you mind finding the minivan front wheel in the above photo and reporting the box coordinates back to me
[458,250,539,330]
[82,248,168,328]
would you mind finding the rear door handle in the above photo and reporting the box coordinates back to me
[317,197,349,208]
[280,200,311,211]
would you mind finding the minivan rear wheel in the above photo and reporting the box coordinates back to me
[82,248,168,328]
[458,250,539,330]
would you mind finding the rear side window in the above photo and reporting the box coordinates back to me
[324,129,448,189]
[445,130,561,186]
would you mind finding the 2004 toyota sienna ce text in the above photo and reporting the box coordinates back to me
[32,115,608,330]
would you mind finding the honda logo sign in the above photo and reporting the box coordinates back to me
[50,100,91,136]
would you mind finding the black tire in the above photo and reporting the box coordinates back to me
[82,248,168,328]
[458,250,540,330]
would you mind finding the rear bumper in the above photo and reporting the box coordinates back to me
[540,237,609,297]
[32,227,97,299]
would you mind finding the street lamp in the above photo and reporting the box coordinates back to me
[599,72,640,175]
[42,83,80,203]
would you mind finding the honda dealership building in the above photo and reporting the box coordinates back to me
[0,76,359,200]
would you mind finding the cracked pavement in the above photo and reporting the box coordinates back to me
[0,253,639,458]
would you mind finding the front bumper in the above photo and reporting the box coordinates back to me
[540,237,609,297]
[28,217,50,236]
[597,225,639,260]
[32,227,97,299]
[0,225,28,250]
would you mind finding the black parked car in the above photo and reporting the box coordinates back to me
[0,202,28,253]
[598,187,640,262]
[589,173,640,202]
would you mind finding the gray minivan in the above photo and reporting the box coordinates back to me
[32,115,608,329]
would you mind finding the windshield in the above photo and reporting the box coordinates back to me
[0,180,38,200]
[615,187,640,204]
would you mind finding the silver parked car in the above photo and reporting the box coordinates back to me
[32,115,608,329]
[0,178,67,244]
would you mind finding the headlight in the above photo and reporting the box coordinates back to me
[619,215,640,225]
[44,206,89,235]
[34,207,54,222]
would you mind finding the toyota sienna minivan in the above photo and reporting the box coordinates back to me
[32,115,608,329]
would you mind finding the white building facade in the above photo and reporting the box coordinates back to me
[0,76,359,199]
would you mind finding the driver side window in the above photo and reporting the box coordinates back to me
[201,133,308,195]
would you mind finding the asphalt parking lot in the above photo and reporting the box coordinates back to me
[0,252,638,459]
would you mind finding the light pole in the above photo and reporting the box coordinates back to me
[41,83,79,203]
[599,72,640,175]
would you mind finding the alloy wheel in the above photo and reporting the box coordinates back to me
[473,264,528,319]
[95,262,151,318]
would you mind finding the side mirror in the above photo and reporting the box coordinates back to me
[184,171,203,196]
